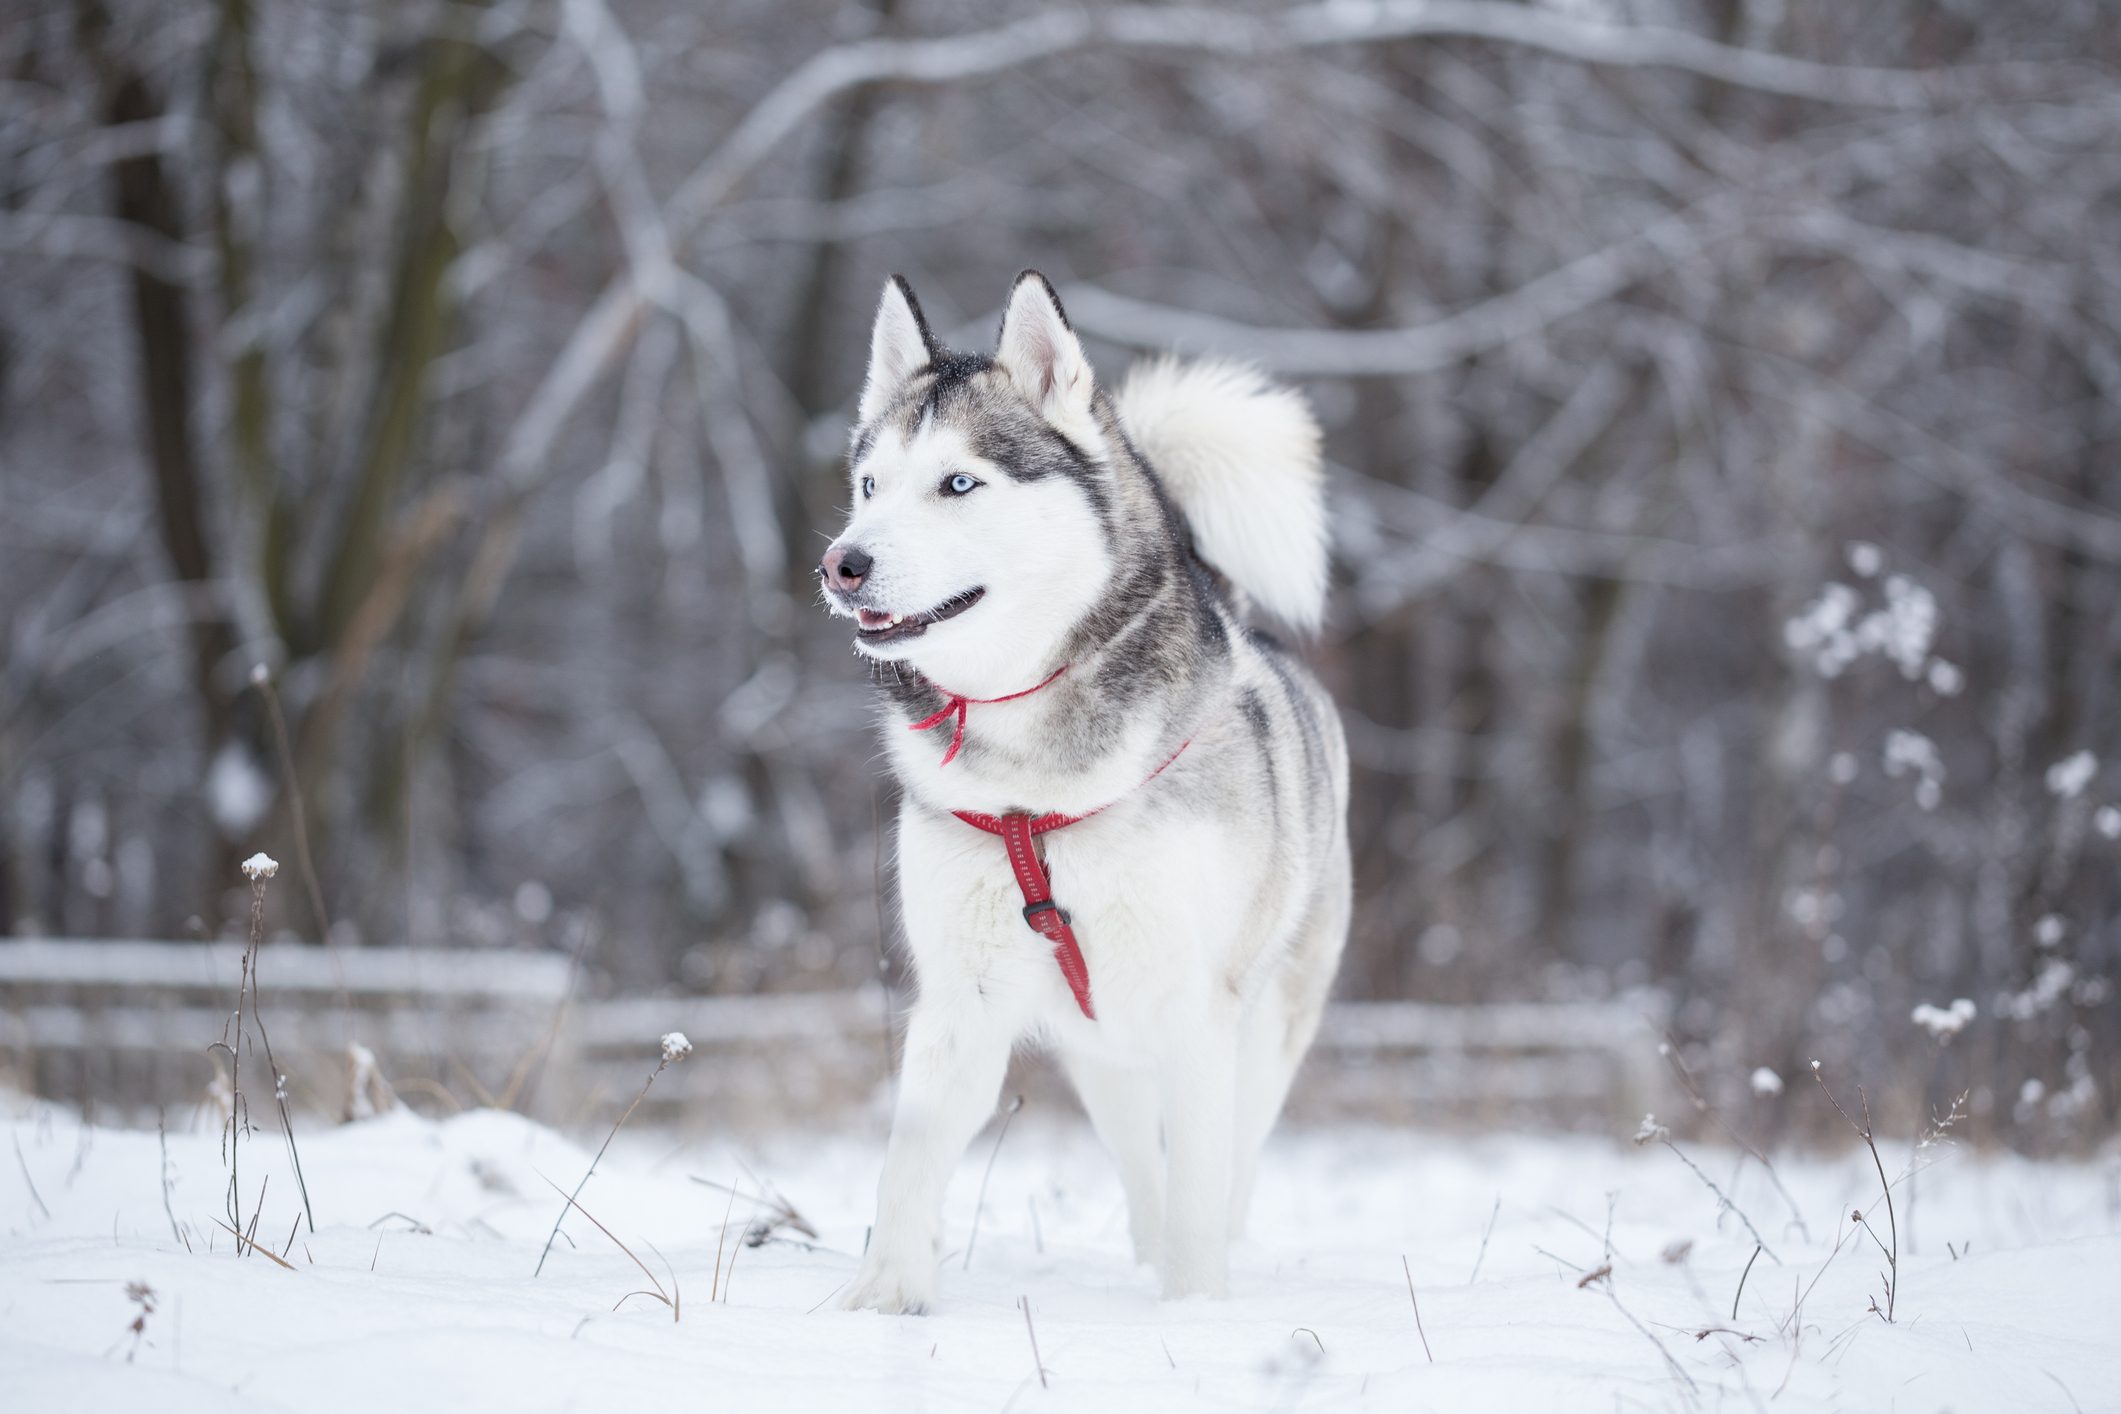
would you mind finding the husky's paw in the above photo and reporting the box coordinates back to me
[840,1264,936,1316]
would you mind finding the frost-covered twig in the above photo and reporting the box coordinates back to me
[1657,1039,1812,1243]
[532,1031,691,1278]
[225,854,316,1236]
[1633,1114,1779,1264]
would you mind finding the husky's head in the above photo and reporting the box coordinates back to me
[820,272,1127,696]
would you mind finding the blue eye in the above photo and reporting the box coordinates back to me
[860,475,875,498]
[943,473,979,496]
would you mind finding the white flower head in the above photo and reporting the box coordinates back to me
[240,852,280,881]
[659,1031,693,1063]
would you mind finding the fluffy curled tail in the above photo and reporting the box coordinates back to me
[1115,358,1329,633]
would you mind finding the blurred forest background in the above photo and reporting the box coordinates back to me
[2,0,2117,1142]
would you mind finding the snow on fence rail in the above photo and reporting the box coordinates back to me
[0,941,1668,1130]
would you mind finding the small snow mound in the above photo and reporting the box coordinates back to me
[660,1031,693,1063]
[1911,998,1976,1041]
[1749,1067,1784,1097]
[1631,1114,1669,1146]
[240,852,280,881]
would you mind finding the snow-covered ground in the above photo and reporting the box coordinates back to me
[3,1092,2117,1412]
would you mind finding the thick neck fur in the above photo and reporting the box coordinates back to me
[870,387,1234,819]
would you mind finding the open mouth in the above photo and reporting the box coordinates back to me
[855,587,985,644]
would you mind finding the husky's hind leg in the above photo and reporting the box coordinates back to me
[1228,1000,1293,1241]
[1060,1049,1164,1265]
[1230,883,1349,1239]
[1157,1014,1239,1299]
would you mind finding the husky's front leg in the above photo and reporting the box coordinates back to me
[842,992,1012,1314]
[1157,1016,1238,1299]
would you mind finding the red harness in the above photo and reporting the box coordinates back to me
[907,664,1071,767]
[909,665,1186,1020]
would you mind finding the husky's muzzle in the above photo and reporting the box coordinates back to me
[818,542,986,645]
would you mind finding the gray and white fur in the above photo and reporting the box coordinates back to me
[819,271,1349,1311]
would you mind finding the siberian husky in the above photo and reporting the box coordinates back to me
[819,271,1350,1311]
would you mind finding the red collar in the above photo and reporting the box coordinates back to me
[907,664,1069,767]
[948,742,1189,1020]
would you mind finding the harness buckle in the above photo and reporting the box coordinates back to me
[1022,899,1070,928]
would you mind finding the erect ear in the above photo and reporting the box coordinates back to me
[857,275,940,426]
[994,271,1094,424]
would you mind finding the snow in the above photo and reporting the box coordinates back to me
[1883,729,1944,811]
[1910,999,1976,1041]
[1749,1067,1784,1097]
[2097,805,2121,840]
[6,1100,2117,1413]
[238,853,279,882]
[207,747,272,837]
[2046,750,2098,800]
[660,1032,694,1063]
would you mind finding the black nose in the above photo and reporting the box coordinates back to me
[822,543,872,589]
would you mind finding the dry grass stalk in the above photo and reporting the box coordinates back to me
[710,1173,737,1301]
[536,1173,679,1322]
[1809,1063,1896,1322]
[1659,1037,1812,1242]
[1467,1194,1501,1284]
[116,1281,155,1362]
[12,1131,48,1219]
[689,1170,820,1249]
[1579,1264,1697,1393]
[533,1031,692,1278]
[1632,1114,1778,1264]
[1401,1255,1435,1362]
[213,853,317,1248]
[963,1094,1024,1271]
[210,1217,298,1271]
[157,1106,186,1248]
[1018,1295,1049,1389]
[1732,1242,1764,1320]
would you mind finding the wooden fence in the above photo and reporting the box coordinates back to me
[0,940,1669,1134]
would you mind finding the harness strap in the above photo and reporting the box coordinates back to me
[950,742,1190,1020]
[907,664,1070,766]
